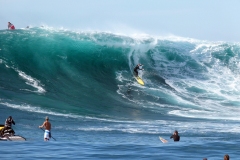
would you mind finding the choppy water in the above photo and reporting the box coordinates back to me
[0,27,240,159]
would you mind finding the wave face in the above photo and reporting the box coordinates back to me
[1,27,240,123]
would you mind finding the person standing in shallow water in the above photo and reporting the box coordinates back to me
[39,116,51,141]
[170,130,180,141]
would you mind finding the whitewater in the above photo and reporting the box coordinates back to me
[0,27,240,159]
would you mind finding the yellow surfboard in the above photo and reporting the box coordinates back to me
[134,76,144,85]
[0,125,4,131]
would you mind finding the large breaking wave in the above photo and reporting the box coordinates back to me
[1,27,240,122]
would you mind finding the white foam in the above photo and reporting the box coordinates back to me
[75,126,160,134]
[0,101,147,124]
[1,59,46,93]
[17,70,46,93]
[64,118,240,134]
[116,71,129,82]
[0,102,78,118]
[2,100,240,134]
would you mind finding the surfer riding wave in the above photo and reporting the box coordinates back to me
[134,64,143,77]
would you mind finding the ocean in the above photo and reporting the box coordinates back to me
[0,27,240,159]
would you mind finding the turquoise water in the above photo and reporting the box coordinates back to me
[1,27,240,159]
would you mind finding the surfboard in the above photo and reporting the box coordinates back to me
[159,136,168,143]
[134,76,144,85]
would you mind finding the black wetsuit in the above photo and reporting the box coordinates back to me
[134,65,142,76]
[170,134,180,141]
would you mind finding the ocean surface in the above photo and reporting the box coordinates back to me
[0,27,240,159]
